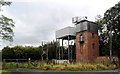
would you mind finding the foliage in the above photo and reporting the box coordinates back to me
[0,0,15,41]
[2,62,117,71]
[95,15,109,55]
[2,41,76,60]
[2,46,41,60]
[1,70,10,74]
[2,62,17,69]
[0,15,15,41]
[0,0,11,6]
[95,1,120,56]
[102,1,120,57]
[2,41,59,60]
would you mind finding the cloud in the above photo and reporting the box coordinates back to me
[1,0,119,47]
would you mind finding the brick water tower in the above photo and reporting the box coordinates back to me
[73,17,99,63]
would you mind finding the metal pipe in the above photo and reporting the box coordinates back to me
[56,38,57,59]
[68,36,70,60]
[59,39,60,60]
[46,45,48,61]
[71,41,73,61]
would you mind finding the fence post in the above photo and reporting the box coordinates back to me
[28,58,31,66]
[16,59,18,71]
[3,59,5,69]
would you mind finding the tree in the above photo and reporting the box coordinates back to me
[2,46,14,59]
[103,1,120,57]
[2,46,42,60]
[0,0,15,42]
[96,2,120,58]
[95,15,110,56]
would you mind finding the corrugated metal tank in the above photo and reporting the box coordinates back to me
[56,26,76,39]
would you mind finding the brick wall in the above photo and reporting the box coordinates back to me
[76,31,99,63]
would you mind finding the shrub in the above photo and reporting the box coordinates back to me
[2,62,17,69]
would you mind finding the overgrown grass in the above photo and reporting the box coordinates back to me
[0,70,10,74]
[2,61,118,71]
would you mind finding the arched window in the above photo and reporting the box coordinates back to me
[80,34,83,41]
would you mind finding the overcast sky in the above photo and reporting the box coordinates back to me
[0,0,119,49]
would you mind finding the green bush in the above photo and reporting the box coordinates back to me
[2,62,17,69]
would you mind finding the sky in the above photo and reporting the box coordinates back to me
[0,0,119,49]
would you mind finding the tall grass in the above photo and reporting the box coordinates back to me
[2,61,117,71]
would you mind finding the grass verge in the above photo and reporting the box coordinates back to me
[2,62,118,71]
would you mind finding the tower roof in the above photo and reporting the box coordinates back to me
[75,20,98,33]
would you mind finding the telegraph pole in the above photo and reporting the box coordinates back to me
[46,44,48,61]
[110,26,112,61]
